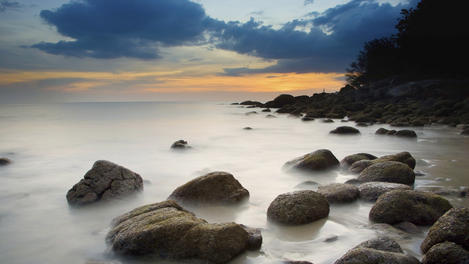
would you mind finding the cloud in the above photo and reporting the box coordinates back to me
[32,0,212,59]
[0,0,21,12]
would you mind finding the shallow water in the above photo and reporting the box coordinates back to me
[0,102,468,264]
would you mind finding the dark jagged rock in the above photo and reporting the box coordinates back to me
[106,200,260,264]
[171,140,191,149]
[168,172,249,205]
[422,242,469,264]
[369,190,452,226]
[264,94,296,108]
[358,182,412,202]
[66,160,143,206]
[0,158,11,166]
[358,161,415,185]
[340,153,377,167]
[317,183,359,203]
[284,149,339,172]
[330,126,360,134]
[421,208,469,253]
[267,190,329,225]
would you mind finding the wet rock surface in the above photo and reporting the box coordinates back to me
[284,149,339,172]
[422,242,469,264]
[66,160,143,206]
[358,161,416,185]
[168,171,249,205]
[317,183,359,203]
[358,182,412,202]
[267,190,329,225]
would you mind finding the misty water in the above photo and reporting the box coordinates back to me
[0,102,468,264]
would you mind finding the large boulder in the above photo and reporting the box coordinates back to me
[168,172,249,205]
[358,182,412,202]
[318,183,359,203]
[350,152,416,173]
[106,200,260,263]
[330,126,360,135]
[0,157,11,166]
[267,190,329,225]
[334,236,420,264]
[265,94,295,108]
[369,190,453,226]
[284,149,339,172]
[340,153,377,167]
[358,161,416,185]
[66,160,143,206]
[421,208,469,253]
[422,242,469,264]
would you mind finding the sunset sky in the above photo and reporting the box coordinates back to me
[0,0,417,102]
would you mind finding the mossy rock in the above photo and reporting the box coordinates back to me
[422,242,469,264]
[340,153,377,167]
[284,149,339,172]
[358,182,412,202]
[358,161,415,185]
[318,183,359,203]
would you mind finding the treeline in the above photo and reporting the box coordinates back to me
[347,0,469,88]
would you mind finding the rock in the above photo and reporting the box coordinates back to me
[106,200,259,263]
[349,160,374,173]
[358,161,416,185]
[393,221,421,234]
[240,100,263,107]
[395,130,418,138]
[267,190,329,225]
[243,127,253,130]
[416,186,468,197]
[356,122,368,127]
[421,208,469,253]
[334,236,420,264]
[422,242,469,264]
[246,105,256,108]
[262,108,271,112]
[358,182,412,202]
[322,119,334,123]
[245,111,257,115]
[284,149,339,172]
[373,152,416,169]
[376,128,391,135]
[266,114,277,118]
[317,183,359,203]
[340,153,377,167]
[265,94,295,108]
[66,160,143,206]
[369,190,453,226]
[461,128,469,135]
[171,140,191,149]
[0,158,11,166]
[324,235,339,243]
[240,225,263,250]
[169,172,249,205]
[330,126,360,135]
[302,116,315,121]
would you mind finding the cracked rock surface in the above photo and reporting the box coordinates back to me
[66,160,143,206]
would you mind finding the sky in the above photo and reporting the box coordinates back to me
[0,0,418,102]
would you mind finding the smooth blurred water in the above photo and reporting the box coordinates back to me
[0,102,468,264]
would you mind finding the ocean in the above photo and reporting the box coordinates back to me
[0,102,468,264]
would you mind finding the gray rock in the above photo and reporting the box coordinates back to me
[421,208,469,253]
[106,200,259,263]
[317,183,359,203]
[340,153,377,167]
[330,126,360,135]
[284,149,339,172]
[369,190,453,226]
[267,190,329,225]
[358,161,415,185]
[359,182,412,202]
[422,242,469,264]
[0,158,11,166]
[66,160,143,206]
[168,171,249,205]
[171,140,191,149]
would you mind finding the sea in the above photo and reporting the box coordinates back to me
[0,102,468,264]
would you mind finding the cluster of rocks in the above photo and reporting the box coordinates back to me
[376,127,418,138]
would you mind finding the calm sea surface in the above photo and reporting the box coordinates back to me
[0,102,468,264]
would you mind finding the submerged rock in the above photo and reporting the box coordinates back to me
[170,140,191,149]
[267,190,329,225]
[168,171,249,205]
[422,242,469,264]
[245,111,258,115]
[340,153,377,167]
[358,161,415,185]
[358,182,412,202]
[322,119,334,123]
[0,157,11,166]
[284,149,339,172]
[266,114,277,118]
[243,127,253,130]
[66,160,143,206]
[369,190,452,226]
[334,236,420,264]
[106,200,260,263]
[421,208,469,253]
[329,126,360,135]
[317,183,359,203]
[395,130,418,138]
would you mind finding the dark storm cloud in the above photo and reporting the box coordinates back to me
[0,0,21,12]
[32,0,417,73]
